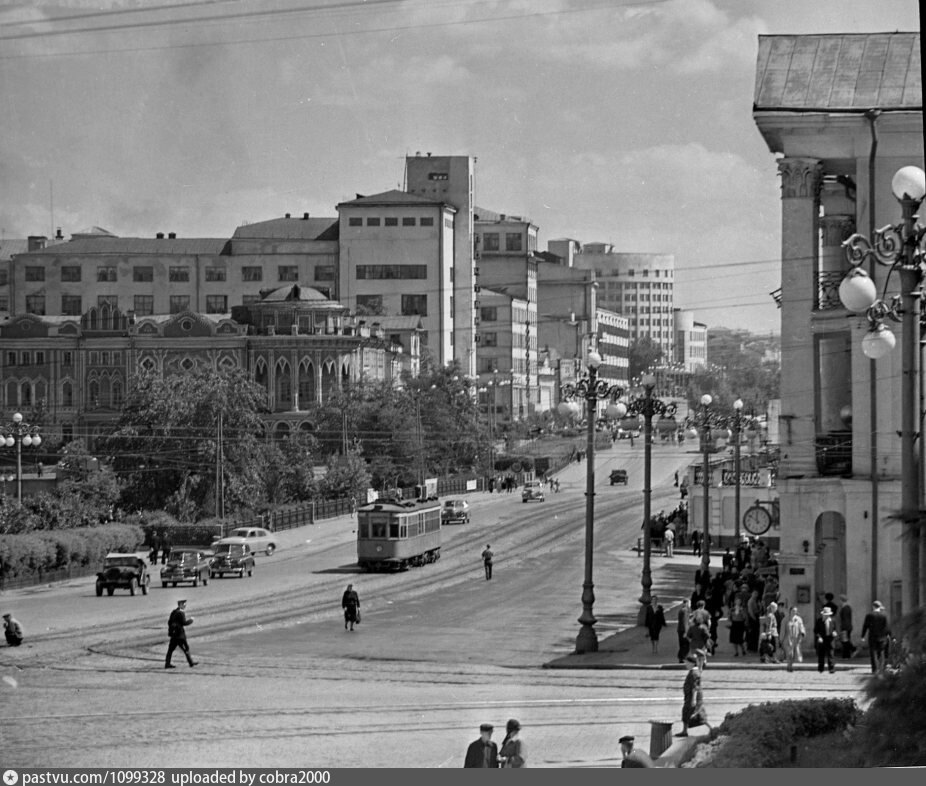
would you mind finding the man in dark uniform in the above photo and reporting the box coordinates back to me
[861,600,892,674]
[619,735,654,768]
[165,599,197,669]
[481,544,494,580]
[814,606,837,674]
[463,723,498,768]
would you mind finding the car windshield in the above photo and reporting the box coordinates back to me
[105,558,138,567]
[215,544,244,556]
[169,552,196,563]
[231,529,256,538]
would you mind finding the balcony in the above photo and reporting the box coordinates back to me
[815,431,852,476]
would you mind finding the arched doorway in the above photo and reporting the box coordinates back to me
[813,510,847,609]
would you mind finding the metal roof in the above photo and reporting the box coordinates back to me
[0,239,28,261]
[14,237,231,256]
[364,315,424,330]
[337,189,451,208]
[232,216,339,240]
[754,32,921,111]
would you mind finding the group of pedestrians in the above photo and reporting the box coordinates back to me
[463,719,526,768]
[486,475,518,494]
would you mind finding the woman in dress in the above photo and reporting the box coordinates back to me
[341,584,360,631]
[645,598,667,655]
[677,655,710,737]
[781,606,806,672]
[498,719,526,768]
[759,601,780,663]
[729,596,747,657]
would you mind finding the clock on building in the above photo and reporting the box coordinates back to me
[742,504,773,536]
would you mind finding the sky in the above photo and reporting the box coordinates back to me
[0,0,921,335]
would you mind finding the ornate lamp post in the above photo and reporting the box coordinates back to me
[2,412,43,504]
[838,164,926,614]
[558,350,624,653]
[614,373,677,621]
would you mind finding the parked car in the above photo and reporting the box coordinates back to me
[609,469,629,485]
[160,548,213,588]
[211,527,276,556]
[441,498,471,525]
[521,479,545,503]
[209,541,255,579]
[96,553,150,596]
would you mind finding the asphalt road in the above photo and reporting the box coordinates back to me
[0,441,871,768]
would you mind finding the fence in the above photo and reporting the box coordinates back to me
[220,497,355,537]
[0,562,102,592]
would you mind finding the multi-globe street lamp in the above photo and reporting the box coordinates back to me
[838,164,926,614]
[557,350,623,654]
[731,399,762,544]
[2,412,43,504]
[612,373,677,621]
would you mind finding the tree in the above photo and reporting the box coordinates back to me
[628,337,665,381]
[317,448,371,500]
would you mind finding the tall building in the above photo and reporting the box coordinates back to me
[752,32,923,618]
[674,309,708,372]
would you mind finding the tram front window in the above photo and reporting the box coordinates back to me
[372,523,387,538]
[389,524,400,538]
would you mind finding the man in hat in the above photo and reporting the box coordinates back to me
[619,735,655,768]
[498,719,526,768]
[165,599,197,669]
[463,723,498,768]
[3,613,23,647]
[861,600,892,674]
[813,606,837,674]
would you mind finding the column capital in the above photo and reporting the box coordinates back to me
[778,158,824,200]
[820,214,856,247]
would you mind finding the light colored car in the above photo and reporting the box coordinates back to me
[522,480,545,503]
[212,526,277,556]
[441,498,471,525]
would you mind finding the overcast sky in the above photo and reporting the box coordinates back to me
[0,0,920,334]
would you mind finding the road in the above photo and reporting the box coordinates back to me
[0,440,871,768]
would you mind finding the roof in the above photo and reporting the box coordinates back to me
[14,237,231,256]
[474,206,532,224]
[259,283,336,304]
[232,216,338,241]
[337,189,453,209]
[364,315,424,331]
[0,239,28,261]
[754,33,922,111]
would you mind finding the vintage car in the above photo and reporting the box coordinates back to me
[160,548,213,588]
[521,479,545,503]
[441,498,471,525]
[609,469,629,485]
[96,553,150,596]
[209,540,256,579]
[210,526,277,556]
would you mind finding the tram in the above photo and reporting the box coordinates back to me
[356,497,442,572]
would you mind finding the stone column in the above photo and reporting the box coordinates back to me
[777,157,823,479]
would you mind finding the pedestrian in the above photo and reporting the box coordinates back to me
[781,606,806,672]
[350,495,357,518]
[3,612,24,647]
[664,526,675,558]
[729,596,747,657]
[463,723,498,768]
[342,584,360,631]
[690,529,701,557]
[149,541,159,565]
[676,599,691,663]
[674,470,679,487]
[822,592,839,616]
[164,600,197,669]
[676,654,710,737]
[861,600,892,674]
[645,596,666,655]
[745,589,761,653]
[686,620,710,670]
[481,544,494,580]
[814,606,837,674]
[161,540,170,565]
[721,548,733,572]
[837,594,856,658]
[619,735,655,768]
[498,719,526,768]
[759,601,780,663]
[37,461,44,478]
[553,478,560,493]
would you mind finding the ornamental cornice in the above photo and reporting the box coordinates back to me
[778,158,823,200]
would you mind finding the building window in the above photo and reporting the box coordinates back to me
[20,351,31,365]
[348,217,362,227]
[483,233,499,251]
[481,332,498,347]
[506,233,523,252]
[480,307,498,322]
[133,266,153,282]
[0,297,8,312]
[170,295,191,314]
[98,295,118,308]
[134,295,154,316]
[401,294,428,316]
[356,265,427,280]
[0,270,8,286]
[6,351,15,366]
[62,351,73,367]
[61,295,82,316]
[205,267,226,282]
[206,295,228,313]
[26,295,45,315]
[25,267,45,282]
[62,381,73,408]
[242,266,262,282]
[61,266,81,282]
[402,217,416,226]
[314,265,335,281]
[385,217,398,227]
[419,216,434,227]
[356,294,383,314]
[169,266,190,282]
[98,266,117,282]
[278,265,298,282]
[366,217,381,226]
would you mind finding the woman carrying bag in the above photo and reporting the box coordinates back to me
[498,719,527,768]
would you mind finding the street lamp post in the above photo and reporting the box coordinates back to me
[733,399,744,545]
[838,164,926,614]
[2,412,43,504]
[616,374,677,621]
[558,351,624,653]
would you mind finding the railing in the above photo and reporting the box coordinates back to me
[816,431,852,477]
[0,563,101,591]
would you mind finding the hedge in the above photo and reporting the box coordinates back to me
[0,523,145,581]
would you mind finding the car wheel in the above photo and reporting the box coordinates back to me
[107,586,115,596]
[172,582,178,588]
[162,582,167,588]
[129,578,138,596]
[96,580,103,597]
[266,544,275,556]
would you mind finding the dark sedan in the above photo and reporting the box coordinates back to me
[209,541,255,579]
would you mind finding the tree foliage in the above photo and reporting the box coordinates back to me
[628,337,665,381]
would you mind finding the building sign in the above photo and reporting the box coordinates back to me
[721,470,763,486]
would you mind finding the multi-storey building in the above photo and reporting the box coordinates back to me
[673,309,708,372]
[752,32,923,619]
[475,288,530,422]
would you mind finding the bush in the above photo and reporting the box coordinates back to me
[704,698,860,768]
